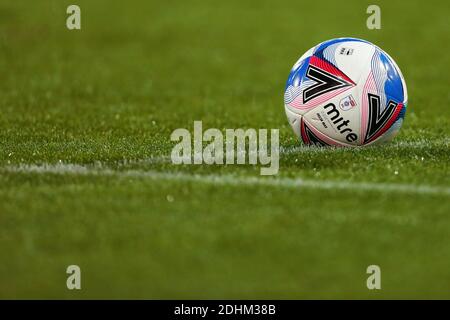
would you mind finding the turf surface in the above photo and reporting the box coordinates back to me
[0,0,449,298]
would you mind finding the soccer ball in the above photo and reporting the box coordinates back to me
[284,38,407,146]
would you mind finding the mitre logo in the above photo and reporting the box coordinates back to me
[322,103,358,143]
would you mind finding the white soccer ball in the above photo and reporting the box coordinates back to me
[284,38,408,146]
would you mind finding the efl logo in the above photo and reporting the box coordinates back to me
[339,94,357,111]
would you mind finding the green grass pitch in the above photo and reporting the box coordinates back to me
[0,0,449,298]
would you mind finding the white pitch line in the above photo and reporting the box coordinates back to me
[2,163,449,196]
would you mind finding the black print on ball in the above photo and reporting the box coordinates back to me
[365,93,398,142]
[303,66,352,103]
